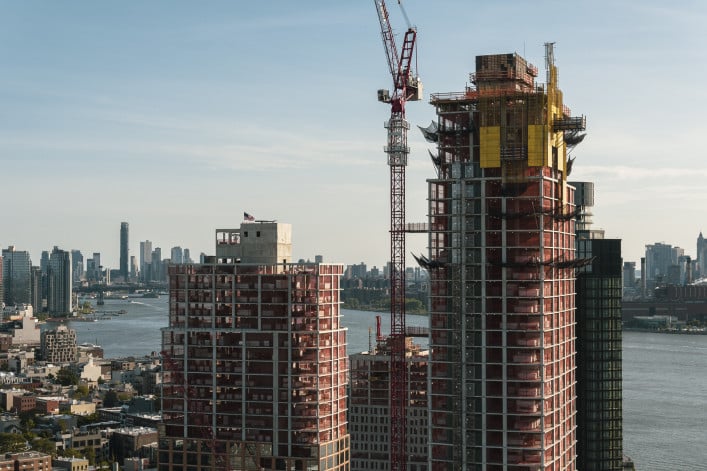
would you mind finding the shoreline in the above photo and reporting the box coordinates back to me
[623,327,707,335]
[341,306,428,316]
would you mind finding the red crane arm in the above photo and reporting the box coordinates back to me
[396,28,416,97]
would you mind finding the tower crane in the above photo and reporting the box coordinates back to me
[373,1,421,470]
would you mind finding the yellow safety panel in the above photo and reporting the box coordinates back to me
[558,141,567,173]
[480,126,501,168]
[527,125,547,167]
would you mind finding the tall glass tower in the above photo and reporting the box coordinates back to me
[120,222,129,281]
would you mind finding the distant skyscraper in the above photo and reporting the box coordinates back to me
[30,267,42,313]
[2,246,32,306]
[71,250,84,282]
[40,250,50,303]
[0,254,3,305]
[152,247,162,281]
[159,222,349,469]
[183,248,192,264]
[120,222,129,281]
[170,246,183,265]
[91,253,102,282]
[130,255,138,281]
[47,247,72,316]
[645,242,681,283]
[140,240,153,282]
[697,232,707,279]
[623,262,636,289]
[40,251,49,275]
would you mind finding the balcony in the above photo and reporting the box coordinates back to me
[518,287,540,297]
[512,353,539,364]
[515,400,540,414]
[516,387,541,398]
[515,337,540,347]
[513,301,539,314]
[514,419,541,432]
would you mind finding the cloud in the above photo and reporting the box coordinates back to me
[575,165,707,181]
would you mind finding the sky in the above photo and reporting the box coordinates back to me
[2,0,707,269]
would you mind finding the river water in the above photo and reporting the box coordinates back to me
[46,298,707,470]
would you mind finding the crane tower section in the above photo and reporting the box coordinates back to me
[373,1,421,470]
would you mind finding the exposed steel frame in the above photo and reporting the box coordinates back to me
[374,1,418,469]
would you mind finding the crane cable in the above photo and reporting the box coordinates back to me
[397,0,412,30]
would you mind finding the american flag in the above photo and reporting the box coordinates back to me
[243,212,255,221]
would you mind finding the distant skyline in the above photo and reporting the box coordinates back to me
[2,1,707,268]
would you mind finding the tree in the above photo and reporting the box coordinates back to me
[103,390,120,408]
[30,437,56,456]
[84,445,96,465]
[0,433,28,453]
[60,448,84,459]
[56,368,79,386]
[73,384,89,400]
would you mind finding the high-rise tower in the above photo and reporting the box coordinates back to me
[159,222,349,470]
[47,246,72,316]
[120,222,129,281]
[571,182,623,471]
[2,246,32,306]
[424,45,585,470]
[140,240,153,282]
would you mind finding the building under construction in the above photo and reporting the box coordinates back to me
[422,45,585,470]
[349,333,428,470]
[158,222,350,470]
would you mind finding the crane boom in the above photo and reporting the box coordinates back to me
[373,1,421,470]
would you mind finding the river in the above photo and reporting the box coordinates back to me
[45,298,707,470]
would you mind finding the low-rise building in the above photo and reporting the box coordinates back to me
[77,343,104,362]
[35,396,63,415]
[7,348,35,372]
[52,456,90,471]
[6,309,41,346]
[59,428,108,463]
[0,388,28,410]
[76,356,102,384]
[123,457,151,471]
[12,393,35,413]
[3,451,52,470]
[62,400,96,416]
[109,426,158,464]
[0,414,21,434]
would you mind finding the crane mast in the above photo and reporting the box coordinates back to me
[373,1,421,470]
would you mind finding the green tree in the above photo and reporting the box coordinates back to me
[60,448,84,458]
[84,445,96,465]
[103,390,120,408]
[56,368,79,386]
[73,384,89,400]
[30,437,56,456]
[405,298,425,313]
[0,433,28,453]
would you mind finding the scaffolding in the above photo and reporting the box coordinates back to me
[426,48,583,470]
